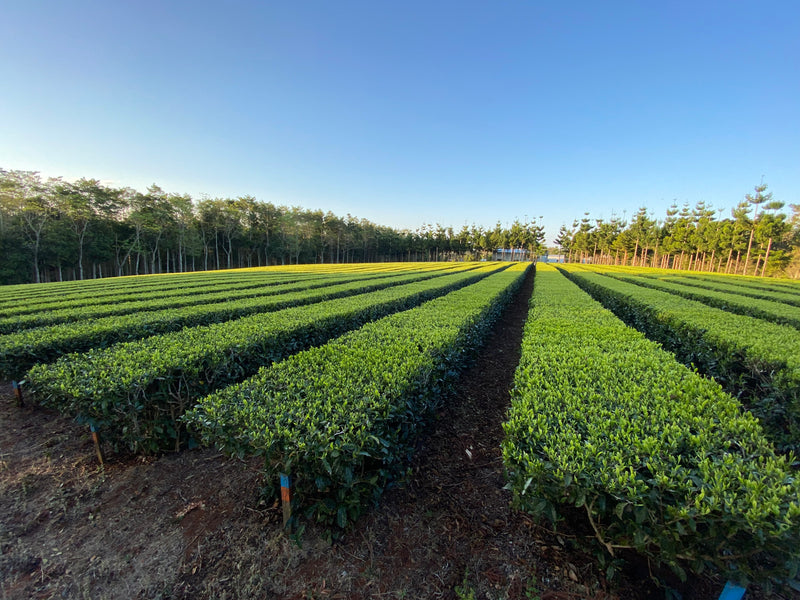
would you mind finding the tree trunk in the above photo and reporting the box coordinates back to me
[151,241,160,275]
[743,228,755,276]
[77,225,87,280]
[761,238,773,276]
[33,246,41,283]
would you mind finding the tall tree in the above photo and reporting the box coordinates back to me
[0,170,58,283]
[554,224,573,258]
[754,200,790,276]
[743,183,771,275]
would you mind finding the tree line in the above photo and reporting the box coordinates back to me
[554,183,800,278]
[3,168,797,284]
[0,168,547,285]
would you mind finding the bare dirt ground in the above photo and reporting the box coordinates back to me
[1,271,795,599]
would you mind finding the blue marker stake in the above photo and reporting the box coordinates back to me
[280,473,292,527]
[11,380,23,406]
[718,581,746,600]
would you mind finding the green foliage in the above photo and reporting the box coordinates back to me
[1,167,543,284]
[454,567,477,600]
[184,265,528,528]
[653,274,800,308]
[0,268,452,379]
[554,182,797,276]
[0,271,314,319]
[563,267,800,453]
[502,269,800,587]
[605,272,800,330]
[524,576,542,600]
[25,265,501,454]
[0,272,382,332]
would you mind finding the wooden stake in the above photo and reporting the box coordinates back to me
[280,473,292,529]
[90,425,105,467]
[11,380,24,407]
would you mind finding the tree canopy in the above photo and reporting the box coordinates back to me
[554,184,800,278]
[2,167,797,284]
[0,168,546,284]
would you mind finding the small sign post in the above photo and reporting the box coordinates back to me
[718,581,746,600]
[90,425,105,467]
[11,380,23,407]
[280,473,292,529]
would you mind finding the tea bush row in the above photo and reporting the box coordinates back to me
[185,264,529,529]
[502,268,800,586]
[27,264,503,453]
[562,267,800,453]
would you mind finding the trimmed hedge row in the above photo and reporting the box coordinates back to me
[0,262,439,307]
[0,272,314,319]
[605,272,800,330]
[690,274,800,297]
[502,267,800,585]
[562,267,800,453]
[0,269,457,380]
[26,264,505,453]
[184,263,530,529]
[0,269,278,305]
[652,275,800,308]
[567,265,800,304]
[0,271,406,333]
[0,263,455,316]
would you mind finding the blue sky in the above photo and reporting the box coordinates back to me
[1,1,798,244]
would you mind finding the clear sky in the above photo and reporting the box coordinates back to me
[1,1,798,244]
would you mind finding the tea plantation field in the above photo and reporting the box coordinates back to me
[2,261,799,595]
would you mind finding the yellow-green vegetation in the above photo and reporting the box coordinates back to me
[648,274,800,307]
[602,272,800,330]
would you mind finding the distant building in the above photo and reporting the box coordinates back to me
[492,248,531,261]
[541,253,565,263]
